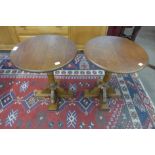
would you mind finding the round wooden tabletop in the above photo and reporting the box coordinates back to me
[10,35,77,72]
[85,36,149,73]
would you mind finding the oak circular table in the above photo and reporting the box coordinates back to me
[10,35,77,110]
[84,36,149,110]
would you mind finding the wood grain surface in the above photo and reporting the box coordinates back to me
[85,36,149,73]
[10,35,77,72]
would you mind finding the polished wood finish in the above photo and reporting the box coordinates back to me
[18,35,69,42]
[10,35,77,72]
[85,36,149,73]
[0,26,108,50]
[85,36,148,110]
[0,26,19,50]
[69,26,108,50]
[15,26,68,35]
[10,35,77,111]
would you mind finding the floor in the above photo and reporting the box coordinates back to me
[0,27,155,105]
[135,27,155,105]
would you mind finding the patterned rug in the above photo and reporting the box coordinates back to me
[0,53,155,129]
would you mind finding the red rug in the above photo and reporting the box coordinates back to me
[0,53,155,129]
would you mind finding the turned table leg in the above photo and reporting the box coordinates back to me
[84,71,120,110]
[47,73,58,111]
[99,71,111,110]
[100,71,121,110]
[84,71,111,110]
[35,72,58,111]
[35,72,74,111]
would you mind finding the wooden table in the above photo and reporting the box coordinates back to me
[10,35,77,110]
[84,36,149,110]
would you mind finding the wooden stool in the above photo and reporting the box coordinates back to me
[10,35,77,110]
[84,36,149,110]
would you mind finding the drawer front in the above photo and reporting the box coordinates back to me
[15,26,68,35]
[18,35,69,42]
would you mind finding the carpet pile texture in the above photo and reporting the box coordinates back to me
[0,54,155,129]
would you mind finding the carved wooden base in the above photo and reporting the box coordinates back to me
[34,88,51,97]
[56,88,74,98]
[84,71,121,111]
[34,72,74,111]
[48,103,58,111]
[84,87,100,98]
[84,86,112,110]
[34,71,121,111]
[99,102,109,110]
[107,87,120,98]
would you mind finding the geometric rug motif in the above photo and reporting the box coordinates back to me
[0,91,16,111]
[0,53,155,129]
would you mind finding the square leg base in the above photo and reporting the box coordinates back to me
[48,103,58,111]
[34,88,51,97]
[99,103,110,111]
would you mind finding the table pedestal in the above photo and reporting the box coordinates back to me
[84,71,120,110]
[35,72,73,110]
